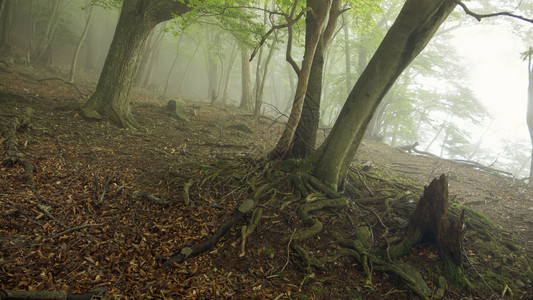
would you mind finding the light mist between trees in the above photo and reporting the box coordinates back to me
[2,0,532,183]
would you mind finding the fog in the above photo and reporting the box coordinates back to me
[4,0,533,177]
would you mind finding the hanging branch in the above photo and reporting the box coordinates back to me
[455,0,533,24]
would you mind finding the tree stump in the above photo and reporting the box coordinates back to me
[390,174,467,289]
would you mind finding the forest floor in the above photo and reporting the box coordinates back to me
[1,65,533,299]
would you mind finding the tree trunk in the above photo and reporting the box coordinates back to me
[33,0,62,63]
[527,47,533,183]
[254,38,277,119]
[177,41,200,96]
[26,0,42,64]
[222,43,238,107]
[82,0,190,128]
[390,174,467,289]
[288,0,341,158]
[140,27,165,89]
[0,0,13,53]
[342,13,352,95]
[69,1,93,83]
[310,0,457,189]
[269,0,329,159]
[162,35,183,97]
[239,46,253,111]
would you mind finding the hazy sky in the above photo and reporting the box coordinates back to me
[451,23,529,155]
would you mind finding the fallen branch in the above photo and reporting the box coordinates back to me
[164,198,255,267]
[131,190,170,206]
[44,223,103,241]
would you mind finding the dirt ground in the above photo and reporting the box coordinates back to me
[1,66,532,299]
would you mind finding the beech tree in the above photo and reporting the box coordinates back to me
[81,0,190,128]
[307,0,458,189]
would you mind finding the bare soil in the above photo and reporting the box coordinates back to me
[1,66,532,299]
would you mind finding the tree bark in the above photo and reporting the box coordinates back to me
[527,47,533,182]
[82,0,190,128]
[390,174,467,289]
[310,0,457,189]
[269,0,330,159]
[288,0,341,158]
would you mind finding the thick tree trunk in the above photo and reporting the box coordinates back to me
[82,0,189,128]
[310,0,457,189]
[239,46,253,111]
[269,0,329,159]
[69,1,93,83]
[289,0,341,158]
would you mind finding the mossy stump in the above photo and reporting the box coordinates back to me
[391,174,467,289]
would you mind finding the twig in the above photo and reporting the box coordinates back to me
[24,197,66,228]
[97,176,114,205]
[44,223,103,240]
[455,0,533,24]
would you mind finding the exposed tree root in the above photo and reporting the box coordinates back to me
[2,107,35,188]
[163,158,521,298]
[239,208,263,257]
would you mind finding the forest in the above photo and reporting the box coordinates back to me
[1,0,533,299]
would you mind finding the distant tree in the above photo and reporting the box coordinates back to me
[523,47,533,183]
[69,0,94,83]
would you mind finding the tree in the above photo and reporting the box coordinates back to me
[81,0,190,128]
[308,0,458,189]
[289,0,341,158]
[269,0,329,159]
[523,47,533,182]
[68,0,94,83]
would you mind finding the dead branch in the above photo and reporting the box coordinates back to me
[45,223,103,241]
[455,0,533,24]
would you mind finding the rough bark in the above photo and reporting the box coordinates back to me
[310,0,457,189]
[390,174,467,289]
[269,0,329,159]
[289,0,341,158]
[82,0,190,128]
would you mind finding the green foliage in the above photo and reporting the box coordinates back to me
[167,0,265,48]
